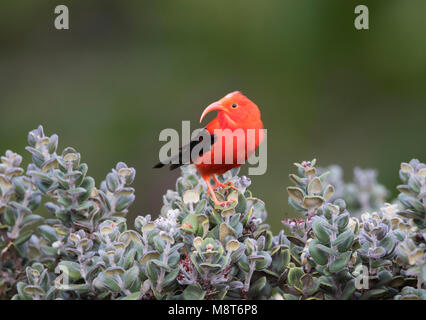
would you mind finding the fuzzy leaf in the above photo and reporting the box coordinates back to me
[183,284,206,300]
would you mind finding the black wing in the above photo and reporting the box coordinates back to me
[153,128,216,170]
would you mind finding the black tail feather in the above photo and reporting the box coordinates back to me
[152,128,215,171]
[153,162,165,169]
[170,163,184,170]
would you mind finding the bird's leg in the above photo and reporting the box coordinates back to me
[203,176,235,208]
[212,175,225,189]
[212,175,238,191]
[222,180,238,190]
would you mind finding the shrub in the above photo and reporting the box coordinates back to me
[0,126,424,300]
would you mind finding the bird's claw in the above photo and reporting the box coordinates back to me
[212,181,238,191]
[213,200,235,208]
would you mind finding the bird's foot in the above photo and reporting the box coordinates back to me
[205,176,238,208]
[212,199,236,208]
[222,181,238,190]
[212,180,238,191]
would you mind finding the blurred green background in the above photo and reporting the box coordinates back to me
[1,0,425,232]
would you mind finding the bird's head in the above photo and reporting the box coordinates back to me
[200,91,261,127]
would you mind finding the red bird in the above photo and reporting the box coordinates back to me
[154,91,264,207]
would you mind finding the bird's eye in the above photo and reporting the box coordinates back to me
[232,103,238,108]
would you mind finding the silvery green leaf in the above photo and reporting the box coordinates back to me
[97,274,121,293]
[54,173,70,189]
[312,217,331,245]
[41,246,59,256]
[66,187,86,197]
[190,255,204,275]
[105,267,125,277]
[75,163,88,186]
[375,270,393,287]
[198,262,222,270]
[153,236,165,252]
[229,281,244,290]
[58,284,89,292]
[309,239,328,266]
[140,251,160,265]
[219,222,236,242]
[340,279,356,300]
[368,247,387,259]
[167,251,180,267]
[230,244,245,263]
[120,292,141,300]
[27,131,37,147]
[336,212,350,231]
[408,175,421,193]
[78,177,94,202]
[169,242,184,255]
[272,248,291,273]
[14,230,33,246]
[256,236,265,251]
[161,267,179,288]
[183,284,206,300]
[407,197,424,212]
[194,198,207,214]
[253,223,269,238]
[3,208,16,226]
[27,193,42,211]
[323,184,335,201]
[254,251,272,270]
[9,201,31,215]
[87,261,106,279]
[72,201,93,212]
[379,234,396,254]
[248,276,267,296]
[287,187,304,203]
[307,177,322,195]
[302,196,324,210]
[360,288,388,300]
[328,252,351,273]
[106,173,118,193]
[12,176,26,197]
[337,232,354,253]
[397,209,423,220]
[97,189,111,211]
[25,147,45,161]
[115,194,135,211]
[237,255,250,272]
[146,261,159,281]
[48,134,58,154]
[289,173,304,185]
[19,214,43,229]
[287,267,304,288]
[396,184,411,194]
[41,158,59,172]
[122,248,137,270]
[316,244,338,257]
[332,228,353,247]
[23,285,45,296]
[123,266,140,289]
[235,193,247,213]
[400,162,414,174]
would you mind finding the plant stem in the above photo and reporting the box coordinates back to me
[156,241,171,293]
[244,261,256,292]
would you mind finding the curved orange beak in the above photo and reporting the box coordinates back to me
[200,101,225,123]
